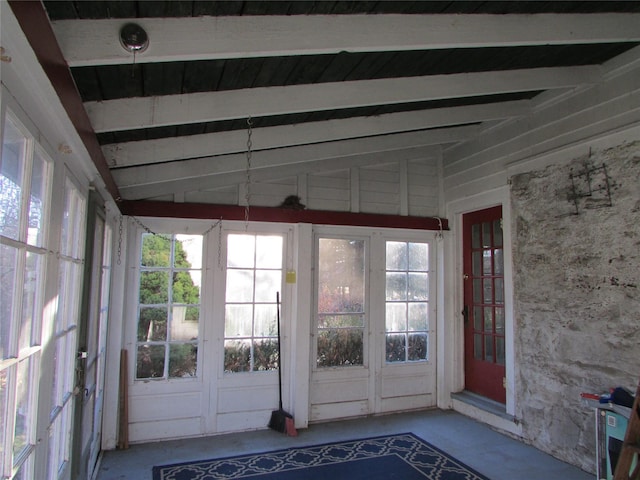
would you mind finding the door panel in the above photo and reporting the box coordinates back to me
[310,232,436,422]
[73,197,110,480]
[463,206,506,404]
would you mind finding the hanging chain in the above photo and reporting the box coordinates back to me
[132,215,223,265]
[202,217,224,268]
[117,215,123,265]
[244,117,253,230]
[132,216,159,236]
[218,219,222,268]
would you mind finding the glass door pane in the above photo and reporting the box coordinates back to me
[317,238,365,368]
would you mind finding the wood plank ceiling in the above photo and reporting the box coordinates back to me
[35,1,640,214]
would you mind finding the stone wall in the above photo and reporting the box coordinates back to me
[510,140,640,471]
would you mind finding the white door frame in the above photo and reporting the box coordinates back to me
[442,186,520,435]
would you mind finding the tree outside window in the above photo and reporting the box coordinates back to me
[136,233,202,379]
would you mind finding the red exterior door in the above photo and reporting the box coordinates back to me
[463,206,506,404]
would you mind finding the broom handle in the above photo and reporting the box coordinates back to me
[276,292,283,411]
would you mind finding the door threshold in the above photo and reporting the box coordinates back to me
[451,391,521,437]
[452,391,509,419]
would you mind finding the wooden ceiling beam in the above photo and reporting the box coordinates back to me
[119,200,449,231]
[52,14,640,67]
[112,126,473,190]
[116,144,444,201]
[86,66,599,133]
[104,100,531,168]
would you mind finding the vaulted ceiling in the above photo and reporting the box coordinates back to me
[12,1,640,211]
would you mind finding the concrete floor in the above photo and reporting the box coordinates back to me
[95,409,595,480]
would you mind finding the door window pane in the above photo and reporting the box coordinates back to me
[0,117,27,241]
[408,333,427,361]
[0,245,18,359]
[227,234,255,268]
[408,303,428,331]
[224,233,283,373]
[253,339,278,371]
[317,238,365,367]
[19,252,44,352]
[385,303,406,332]
[256,235,282,269]
[408,243,428,270]
[137,307,168,341]
[385,241,429,363]
[136,345,165,378]
[471,224,480,249]
[386,272,406,301]
[468,212,506,369]
[27,148,50,247]
[136,234,202,379]
[493,219,503,247]
[385,333,405,362]
[317,329,364,367]
[14,357,33,458]
[385,241,407,270]
[493,249,504,275]
[408,272,428,300]
[169,344,197,378]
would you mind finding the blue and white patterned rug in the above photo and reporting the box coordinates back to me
[152,432,491,479]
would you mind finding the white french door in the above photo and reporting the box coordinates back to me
[72,201,112,480]
[310,228,437,422]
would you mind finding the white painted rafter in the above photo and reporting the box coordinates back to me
[86,66,599,133]
[118,145,441,201]
[112,125,475,200]
[52,14,640,67]
[103,101,531,168]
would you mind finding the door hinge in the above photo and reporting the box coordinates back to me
[503,377,507,389]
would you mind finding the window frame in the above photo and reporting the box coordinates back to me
[313,231,370,371]
[134,231,204,382]
[221,230,286,375]
[47,173,86,480]
[0,111,54,479]
[383,240,431,364]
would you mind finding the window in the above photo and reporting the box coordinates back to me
[223,233,283,373]
[385,241,429,363]
[135,234,202,379]
[316,238,365,368]
[1,115,52,479]
[48,177,85,480]
[471,219,505,365]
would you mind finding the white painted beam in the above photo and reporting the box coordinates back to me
[119,145,440,201]
[113,125,472,200]
[86,66,599,133]
[113,125,476,187]
[52,14,640,67]
[103,101,531,168]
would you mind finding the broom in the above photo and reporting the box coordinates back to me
[268,292,297,436]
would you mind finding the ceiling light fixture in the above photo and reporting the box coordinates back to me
[119,23,149,54]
